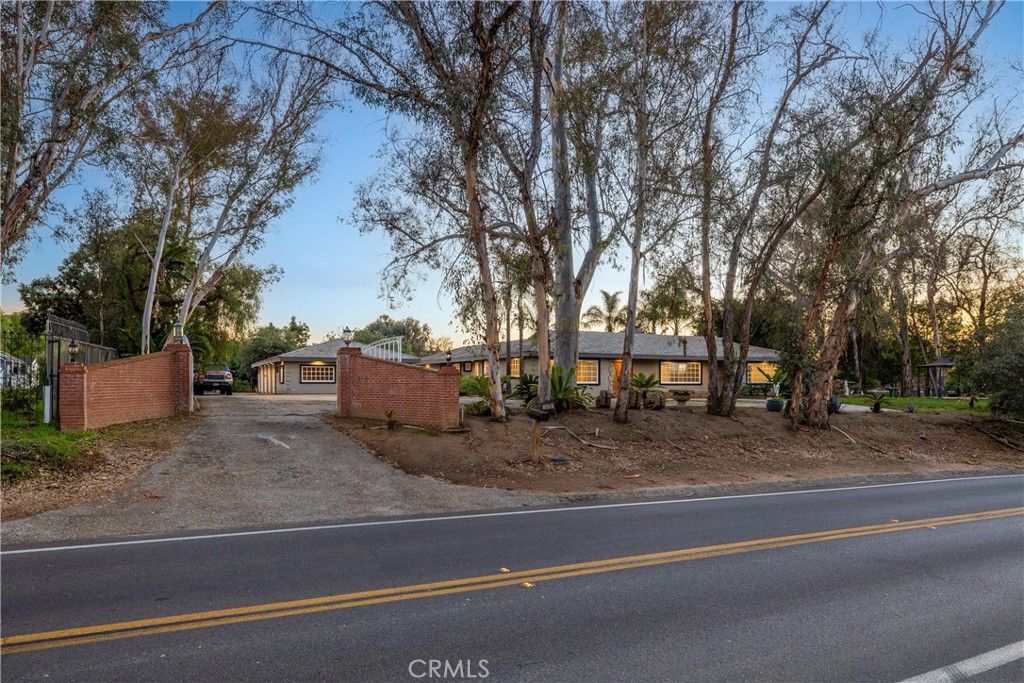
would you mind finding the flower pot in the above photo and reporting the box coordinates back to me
[766,398,785,412]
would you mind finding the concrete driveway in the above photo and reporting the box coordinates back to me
[2,394,556,545]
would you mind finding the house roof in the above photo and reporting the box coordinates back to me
[418,331,779,364]
[251,338,420,367]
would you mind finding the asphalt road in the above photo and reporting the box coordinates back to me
[2,474,1022,682]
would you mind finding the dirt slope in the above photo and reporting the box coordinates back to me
[333,406,1023,494]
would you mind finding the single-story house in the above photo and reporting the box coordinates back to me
[251,338,420,394]
[418,331,780,397]
[0,352,41,388]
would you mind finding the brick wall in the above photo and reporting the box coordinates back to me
[59,344,193,431]
[337,348,460,430]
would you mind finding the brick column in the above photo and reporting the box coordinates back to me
[337,347,361,417]
[165,343,193,415]
[59,363,88,432]
[437,366,461,428]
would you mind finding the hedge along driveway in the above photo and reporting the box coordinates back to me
[2,394,557,545]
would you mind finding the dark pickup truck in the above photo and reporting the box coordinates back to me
[194,365,234,395]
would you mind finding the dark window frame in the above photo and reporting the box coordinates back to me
[658,360,702,385]
[299,364,336,384]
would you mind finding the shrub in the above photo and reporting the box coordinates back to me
[549,365,593,412]
[459,375,489,398]
[967,297,1024,419]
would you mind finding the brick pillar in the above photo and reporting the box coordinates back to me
[165,343,193,415]
[438,366,461,427]
[59,363,88,432]
[337,347,361,417]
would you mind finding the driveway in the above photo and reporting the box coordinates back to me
[2,394,557,545]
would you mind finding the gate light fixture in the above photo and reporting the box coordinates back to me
[68,339,79,363]
[342,326,352,347]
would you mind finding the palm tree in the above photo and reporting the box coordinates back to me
[582,290,628,332]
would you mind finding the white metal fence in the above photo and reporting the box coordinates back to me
[363,336,403,363]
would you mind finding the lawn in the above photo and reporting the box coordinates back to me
[1,412,100,482]
[841,395,989,413]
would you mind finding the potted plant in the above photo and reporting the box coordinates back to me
[758,367,788,412]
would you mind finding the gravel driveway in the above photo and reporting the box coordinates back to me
[2,394,556,545]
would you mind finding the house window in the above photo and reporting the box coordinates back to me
[509,357,521,377]
[277,363,285,384]
[660,361,701,384]
[300,364,335,383]
[462,361,472,373]
[747,362,778,384]
[576,359,599,384]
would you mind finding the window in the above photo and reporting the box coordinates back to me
[509,357,521,377]
[660,361,701,384]
[747,362,778,384]
[300,364,335,383]
[576,359,599,384]
[462,361,473,372]
[277,362,285,384]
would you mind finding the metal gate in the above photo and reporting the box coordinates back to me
[0,316,117,426]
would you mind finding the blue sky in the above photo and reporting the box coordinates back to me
[3,1,1022,345]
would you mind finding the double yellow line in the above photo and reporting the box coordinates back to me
[3,506,1021,655]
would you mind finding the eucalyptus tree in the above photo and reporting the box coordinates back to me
[608,1,715,423]
[248,1,521,420]
[124,52,253,353]
[488,0,555,402]
[796,1,1022,427]
[694,1,847,417]
[174,53,333,336]
[0,0,221,273]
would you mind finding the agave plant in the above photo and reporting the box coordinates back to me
[512,373,538,402]
[531,365,593,412]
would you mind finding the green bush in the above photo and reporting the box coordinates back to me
[459,375,489,397]
[968,297,1024,419]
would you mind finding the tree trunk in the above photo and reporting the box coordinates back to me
[141,154,184,354]
[613,93,648,424]
[464,155,505,421]
[805,293,857,428]
[850,324,862,390]
[548,1,577,380]
[613,243,642,423]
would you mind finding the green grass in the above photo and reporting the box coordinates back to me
[841,396,989,413]
[1,414,100,483]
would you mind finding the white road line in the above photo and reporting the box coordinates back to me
[256,435,291,449]
[900,640,1024,683]
[2,474,1020,556]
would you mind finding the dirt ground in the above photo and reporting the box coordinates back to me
[0,416,193,521]
[331,405,1024,494]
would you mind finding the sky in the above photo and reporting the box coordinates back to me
[2,1,1022,346]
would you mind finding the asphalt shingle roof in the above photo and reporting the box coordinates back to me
[417,331,779,364]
